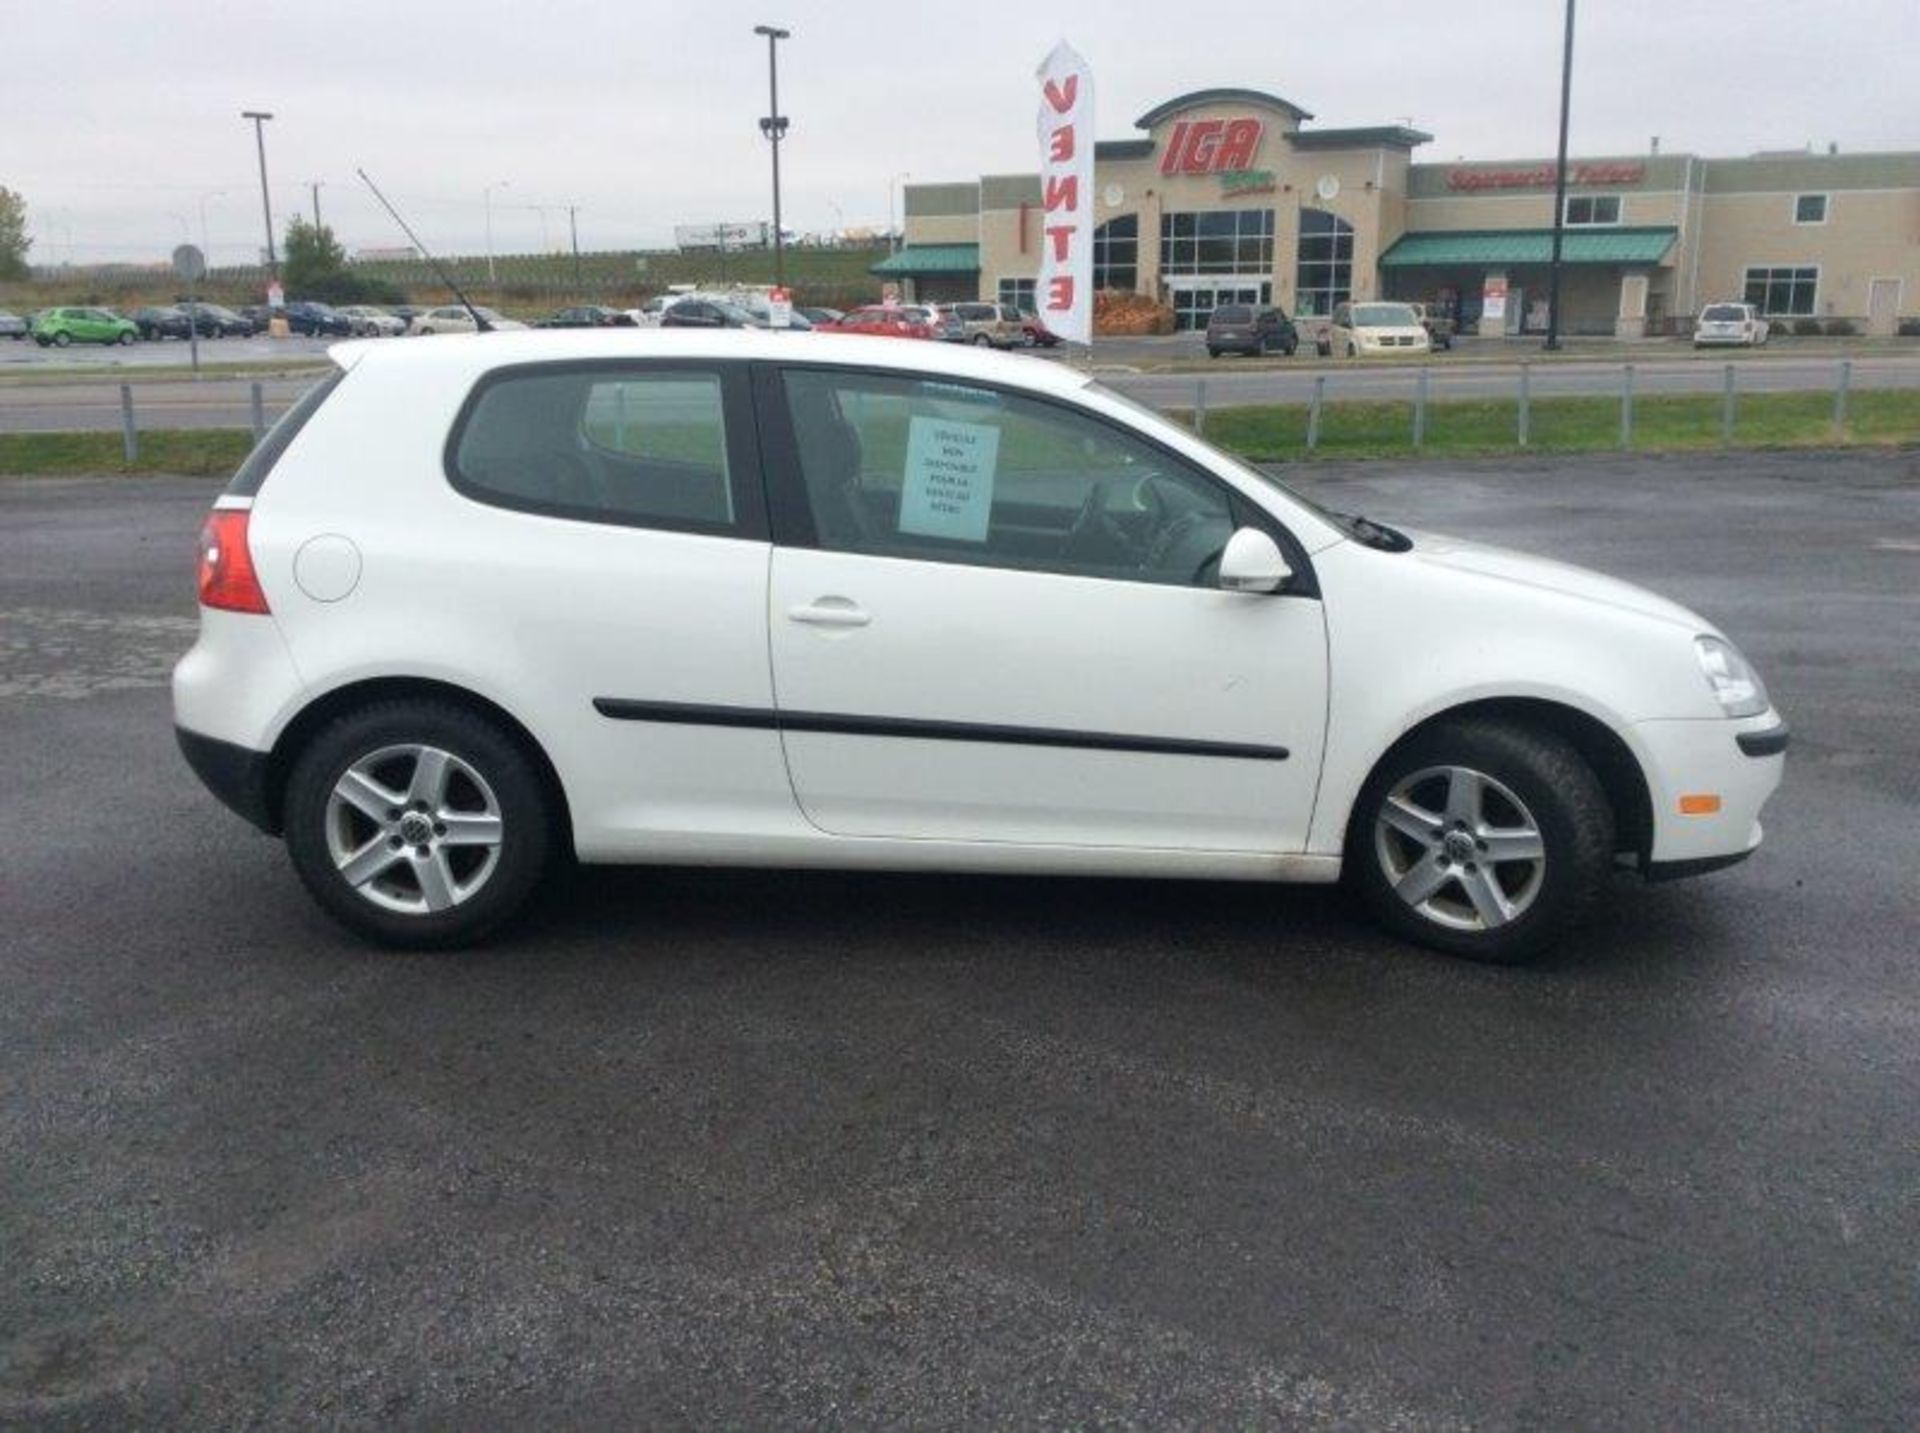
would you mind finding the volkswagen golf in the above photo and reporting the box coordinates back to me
[174,330,1786,961]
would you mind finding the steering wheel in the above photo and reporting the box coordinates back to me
[1063,477,1136,563]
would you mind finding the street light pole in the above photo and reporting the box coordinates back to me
[1543,0,1576,352]
[889,171,909,254]
[753,24,791,287]
[568,205,582,291]
[307,180,324,229]
[483,180,509,284]
[240,110,276,277]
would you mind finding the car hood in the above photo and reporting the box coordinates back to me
[1398,527,1707,630]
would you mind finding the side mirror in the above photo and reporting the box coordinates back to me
[1218,527,1293,594]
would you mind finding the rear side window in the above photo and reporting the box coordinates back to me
[226,369,345,497]
[448,364,762,536]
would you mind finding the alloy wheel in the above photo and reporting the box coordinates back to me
[1373,764,1547,932]
[323,743,504,916]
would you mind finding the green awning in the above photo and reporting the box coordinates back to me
[869,244,980,277]
[1379,227,1678,268]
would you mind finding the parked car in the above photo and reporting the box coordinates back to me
[282,301,353,338]
[33,307,138,347]
[535,305,635,329]
[1405,302,1456,351]
[0,309,28,340]
[951,301,1026,349]
[239,305,275,332]
[1693,302,1770,348]
[409,305,526,335]
[911,303,969,342]
[133,306,197,341]
[657,298,759,329]
[386,305,427,331]
[816,305,937,339]
[173,329,1786,962]
[1319,301,1431,358]
[338,305,407,338]
[188,302,259,337]
[1205,303,1299,358]
[798,306,845,326]
[623,294,679,327]
[1018,311,1062,348]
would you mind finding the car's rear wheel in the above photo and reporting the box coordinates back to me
[1348,719,1613,963]
[284,700,554,949]
[1207,346,1221,359]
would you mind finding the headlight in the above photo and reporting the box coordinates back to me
[1695,636,1770,717]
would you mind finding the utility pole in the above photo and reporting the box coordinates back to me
[241,110,276,277]
[307,180,324,229]
[1543,0,1576,351]
[568,205,582,291]
[753,24,791,286]
[483,181,509,284]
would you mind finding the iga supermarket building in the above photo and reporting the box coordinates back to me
[877,86,1919,337]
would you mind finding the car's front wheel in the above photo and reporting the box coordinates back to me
[1348,719,1613,963]
[52,331,71,348]
[118,330,135,346]
[284,700,555,948]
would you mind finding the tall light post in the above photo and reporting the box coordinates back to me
[753,24,791,286]
[567,204,583,292]
[306,179,325,229]
[888,170,910,254]
[1543,0,1576,351]
[240,110,276,277]
[483,180,509,283]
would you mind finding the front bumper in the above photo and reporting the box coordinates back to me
[1633,714,1787,867]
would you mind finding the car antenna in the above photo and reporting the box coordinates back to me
[355,167,491,332]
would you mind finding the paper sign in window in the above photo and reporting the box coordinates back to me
[897,415,1000,543]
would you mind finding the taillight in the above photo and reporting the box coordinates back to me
[197,509,270,614]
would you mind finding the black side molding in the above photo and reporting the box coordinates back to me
[1644,850,1755,883]
[1736,725,1790,758]
[592,698,1288,762]
[176,726,278,833]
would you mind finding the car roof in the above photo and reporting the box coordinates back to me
[326,328,1099,400]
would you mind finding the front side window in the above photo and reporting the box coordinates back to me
[778,368,1238,588]
[450,365,749,533]
[1564,194,1622,226]
[1743,266,1817,317]
[1794,193,1828,224]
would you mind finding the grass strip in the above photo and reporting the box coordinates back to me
[1182,389,1920,461]
[0,429,255,477]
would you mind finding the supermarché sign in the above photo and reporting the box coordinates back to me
[1447,162,1645,191]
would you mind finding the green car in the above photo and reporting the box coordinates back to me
[33,306,139,348]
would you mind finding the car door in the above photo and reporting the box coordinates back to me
[758,364,1329,851]
[432,359,784,851]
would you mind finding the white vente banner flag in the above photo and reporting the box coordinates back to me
[1034,41,1094,345]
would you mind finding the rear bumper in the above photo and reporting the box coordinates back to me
[176,725,277,834]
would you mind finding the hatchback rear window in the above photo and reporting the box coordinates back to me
[226,369,345,497]
[1211,306,1251,324]
[1702,305,1746,322]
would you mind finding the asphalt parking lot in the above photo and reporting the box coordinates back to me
[4,450,1918,1425]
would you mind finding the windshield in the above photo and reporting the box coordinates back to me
[1351,303,1417,327]
[1702,305,1746,321]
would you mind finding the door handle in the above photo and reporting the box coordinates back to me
[788,598,871,628]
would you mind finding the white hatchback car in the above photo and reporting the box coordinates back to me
[174,331,1786,960]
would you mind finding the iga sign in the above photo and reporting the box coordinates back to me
[1447,162,1645,191]
[1034,40,1094,344]
[1160,117,1265,176]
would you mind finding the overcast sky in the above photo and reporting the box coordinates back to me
[6,0,1914,265]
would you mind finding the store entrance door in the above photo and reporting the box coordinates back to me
[1168,279,1271,331]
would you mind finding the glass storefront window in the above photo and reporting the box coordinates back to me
[1294,208,1354,318]
[997,278,1037,311]
[1743,266,1818,317]
[1093,216,1138,291]
[1159,209,1274,275]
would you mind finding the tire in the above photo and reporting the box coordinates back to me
[972,333,992,347]
[1207,347,1221,359]
[1284,339,1298,356]
[118,330,135,346]
[53,331,71,348]
[1346,341,1357,358]
[1346,718,1613,964]
[283,699,555,949]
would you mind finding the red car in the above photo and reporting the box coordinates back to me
[818,305,937,340]
[1019,311,1062,347]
